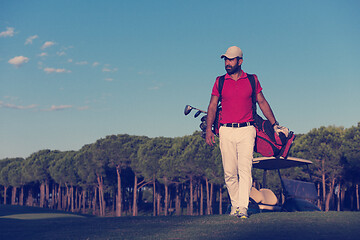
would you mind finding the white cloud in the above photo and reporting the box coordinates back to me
[68,59,73,63]
[104,78,114,82]
[92,62,100,67]
[44,67,71,73]
[38,52,48,57]
[41,41,55,50]
[0,27,15,38]
[102,67,118,72]
[8,56,29,67]
[57,51,66,56]
[25,35,38,45]
[0,101,37,110]
[43,105,72,111]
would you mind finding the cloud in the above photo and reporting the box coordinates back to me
[8,56,29,67]
[38,52,48,57]
[46,105,72,111]
[44,67,71,73]
[102,67,118,72]
[41,41,55,50]
[92,62,100,67]
[104,78,114,82]
[25,35,38,45]
[57,51,66,56]
[0,27,15,38]
[0,101,37,110]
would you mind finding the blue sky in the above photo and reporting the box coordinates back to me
[1,0,359,159]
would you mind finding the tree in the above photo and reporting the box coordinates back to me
[342,122,360,210]
[96,134,143,216]
[49,151,79,212]
[75,144,105,216]
[6,158,25,205]
[136,137,173,216]
[292,126,344,211]
[23,150,60,208]
[0,158,13,204]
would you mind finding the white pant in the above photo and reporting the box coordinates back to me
[219,125,256,210]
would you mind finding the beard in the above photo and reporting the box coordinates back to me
[225,64,241,74]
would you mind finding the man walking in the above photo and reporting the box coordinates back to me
[205,46,278,218]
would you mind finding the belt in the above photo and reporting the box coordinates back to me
[220,122,255,128]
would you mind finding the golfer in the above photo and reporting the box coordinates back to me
[205,46,278,218]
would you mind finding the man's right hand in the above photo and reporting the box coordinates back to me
[205,130,216,146]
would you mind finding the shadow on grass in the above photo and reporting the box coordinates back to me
[1,205,360,240]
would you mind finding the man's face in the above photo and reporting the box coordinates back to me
[225,57,242,74]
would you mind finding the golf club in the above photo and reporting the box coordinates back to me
[184,105,207,116]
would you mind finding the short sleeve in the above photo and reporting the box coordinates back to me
[211,76,220,97]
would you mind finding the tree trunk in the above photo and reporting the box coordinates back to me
[317,182,321,209]
[157,192,161,216]
[45,180,50,207]
[164,177,169,216]
[200,182,204,215]
[40,182,45,208]
[26,189,33,206]
[116,167,122,217]
[97,175,105,216]
[153,178,157,216]
[4,186,9,205]
[206,178,210,215]
[133,175,138,216]
[210,183,214,214]
[219,187,223,215]
[190,176,194,216]
[175,183,181,216]
[93,186,98,215]
[322,160,326,210]
[71,186,75,212]
[11,186,17,205]
[51,185,55,209]
[341,184,345,211]
[19,186,24,206]
[57,184,62,210]
[325,178,336,211]
[337,183,341,211]
[356,184,359,211]
[82,189,86,214]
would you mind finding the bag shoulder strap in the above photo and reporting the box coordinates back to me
[247,74,257,117]
[218,75,225,102]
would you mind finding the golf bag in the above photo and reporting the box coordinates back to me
[214,74,295,158]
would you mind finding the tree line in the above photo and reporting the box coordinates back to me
[1,123,359,216]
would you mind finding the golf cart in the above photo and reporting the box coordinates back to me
[249,156,321,212]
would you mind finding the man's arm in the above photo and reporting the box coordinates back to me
[205,95,219,146]
[257,91,277,126]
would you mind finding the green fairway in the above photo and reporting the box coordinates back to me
[1,205,360,240]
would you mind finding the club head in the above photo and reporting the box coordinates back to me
[201,115,207,122]
[200,122,207,131]
[194,110,202,118]
[184,105,193,116]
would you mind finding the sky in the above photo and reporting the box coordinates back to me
[1,0,360,159]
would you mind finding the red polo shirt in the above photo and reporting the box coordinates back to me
[211,71,262,124]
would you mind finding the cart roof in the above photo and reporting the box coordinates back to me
[252,156,313,170]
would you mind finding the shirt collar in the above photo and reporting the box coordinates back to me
[224,70,247,81]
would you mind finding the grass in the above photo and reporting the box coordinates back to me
[1,205,360,240]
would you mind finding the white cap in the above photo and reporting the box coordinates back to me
[221,46,243,59]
